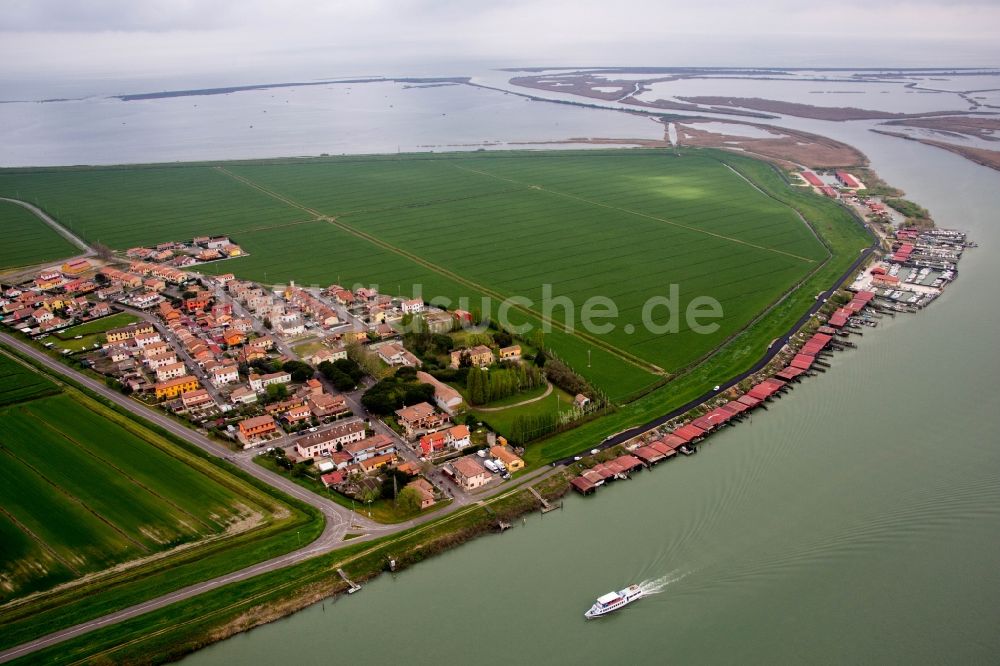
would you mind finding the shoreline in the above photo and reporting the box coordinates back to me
[0,144,970,663]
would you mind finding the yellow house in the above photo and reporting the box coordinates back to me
[490,445,524,472]
[155,376,200,400]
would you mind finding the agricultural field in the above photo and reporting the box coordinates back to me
[0,389,269,603]
[0,352,60,407]
[0,199,79,271]
[0,166,306,249]
[0,149,865,403]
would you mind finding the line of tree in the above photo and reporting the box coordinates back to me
[465,364,543,406]
[542,357,590,398]
[507,412,558,445]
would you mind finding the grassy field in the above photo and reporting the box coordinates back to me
[470,384,575,439]
[0,166,306,249]
[11,473,561,666]
[0,353,60,406]
[0,150,832,402]
[50,312,139,351]
[0,392,267,600]
[0,346,322,652]
[0,200,79,271]
[523,151,872,465]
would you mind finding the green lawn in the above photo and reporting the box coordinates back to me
[51,312,139,351]
[470,384,575,439]
[0,199,79,271]
[0,150,834,402]
[53,312,138,340]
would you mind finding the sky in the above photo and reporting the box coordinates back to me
[2,0,998,97]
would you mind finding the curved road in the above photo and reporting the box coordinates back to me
[0,334,556,663]
[0,197,94,257]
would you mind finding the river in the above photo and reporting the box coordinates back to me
[177,77,1000,664]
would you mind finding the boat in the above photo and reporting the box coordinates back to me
[584,584,644,619]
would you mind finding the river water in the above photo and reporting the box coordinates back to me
[172,75,1000,664]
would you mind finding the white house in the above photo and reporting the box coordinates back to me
[401,298,424,315]
[249,371,291,393]
[155,362,188,382]
[210,364,240,387]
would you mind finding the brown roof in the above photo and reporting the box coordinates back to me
[395,401,436,422]
[452,456,486,479]
[240,415,275,429]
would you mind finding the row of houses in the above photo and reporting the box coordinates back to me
[448,344,521,369]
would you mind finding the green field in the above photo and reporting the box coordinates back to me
[51,312,139,351]
[0,200,79,271]
[0,353,60,406]
[0,346,322,651]
[0,392,267,601]
[0,150,849,403]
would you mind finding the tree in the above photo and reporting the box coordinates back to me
[265,383,287,401]
[92,242,114,261]
[283,360,314,382]
[395,365,417,380]
[403,382,434,406]
[396,486,423,513]
[467,367,485,405]
[534,350,546,367]
[493,330,513,348]
[332,358,364,383]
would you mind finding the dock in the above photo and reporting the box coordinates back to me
[528,486,561,513]
[337,568,361,594]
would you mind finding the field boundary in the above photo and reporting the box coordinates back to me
[213,165,668,377]
[449,162,819,264]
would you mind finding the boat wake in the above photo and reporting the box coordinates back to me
[638,570,689,595]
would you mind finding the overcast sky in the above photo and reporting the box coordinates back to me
[2,0,998,95]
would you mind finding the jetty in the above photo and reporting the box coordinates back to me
[528,486,561,513]
[337,568,361,594]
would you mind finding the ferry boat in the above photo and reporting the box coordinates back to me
[584,584,644,619]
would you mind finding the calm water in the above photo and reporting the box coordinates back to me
[178,77,1000,664]
[0,80,662,167]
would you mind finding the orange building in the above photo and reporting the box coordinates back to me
[238,415,277,441]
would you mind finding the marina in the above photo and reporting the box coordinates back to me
[571,222,973,497]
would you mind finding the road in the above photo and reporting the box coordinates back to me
[0,197,94,257]
[0,333,556,663]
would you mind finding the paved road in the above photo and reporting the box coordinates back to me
[0,333,554,663]
[0,197,94,256]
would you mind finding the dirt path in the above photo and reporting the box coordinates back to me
[0,197,94,256]
[475,381,554,412]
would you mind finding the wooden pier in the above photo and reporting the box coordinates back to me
[337,568,361,594]
[528,486,561,514]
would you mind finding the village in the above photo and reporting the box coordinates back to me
[0,168,972,518]
[0,248,566,521]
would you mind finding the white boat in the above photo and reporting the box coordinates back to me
[584,584,644,619]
